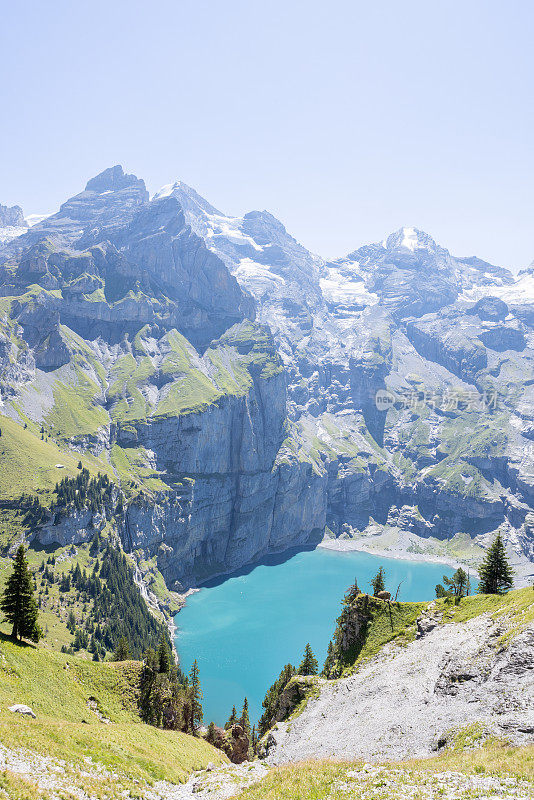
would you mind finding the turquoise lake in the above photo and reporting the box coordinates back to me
[175,547,453,727]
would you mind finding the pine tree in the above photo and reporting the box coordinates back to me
[322,640,335,677]
[240,697,251,738]
[343,577,361,605]
[478,533,514,595]
[251,724,258,755]
[435,567,470,599]
[371,566,386,596]
[189,659,203,732]
[157,633,172,673]
[225,704,238,729]
[206,721,217,744]
[67,609,76,633]
[113,636,131,661]
[298,643,319,675]
[0,546,42,642]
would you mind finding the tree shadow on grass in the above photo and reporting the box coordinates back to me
[0,629,37,649]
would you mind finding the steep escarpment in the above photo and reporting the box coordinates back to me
[1,168,534,597]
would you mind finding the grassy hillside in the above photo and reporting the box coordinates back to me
[237,742,534,800]
[0,634,226,794]
[0,414,111,506]
[435,585,534,642]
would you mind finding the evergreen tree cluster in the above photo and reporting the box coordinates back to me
[221,697,255,757]
[53,469,114,516]
[322,575,371,680]
[138,642,201,734]
[258,663,295,736]
[15,493,48,527]
[39,534,169,660]
[257,639,320,737]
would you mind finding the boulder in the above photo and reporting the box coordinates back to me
[9,704,36,718]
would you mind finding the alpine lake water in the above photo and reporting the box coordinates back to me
[175,546,454,727]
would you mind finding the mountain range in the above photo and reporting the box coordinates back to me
[1,164,533,601]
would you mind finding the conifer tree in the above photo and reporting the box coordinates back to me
[189,659,203,732]
[67,609,76,633]
[1,546,41,642]
[206,720,217,744]
[258,663,296,736]
[371,566,386,596]
[435,567,470,599]
[251,724,258,755]
[240,697,251,738]
[478,533,514,595]
[113,635,131,661]
[298,643,319,675]
[225,704,238,729]
[157,633,171,673]
[322,640,335,677]
[343,577,361,605]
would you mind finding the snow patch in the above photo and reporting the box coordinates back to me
[0,226,27,244]
[400,227,418,251]
[235,258,285,287]
[320,268,378,306]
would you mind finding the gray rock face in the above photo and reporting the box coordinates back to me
[0,204,26,228]
[120,368,325,588]
[0,204,28,246]
[2,165,149,253]
[1,168,534,589]
[265,614,534,764]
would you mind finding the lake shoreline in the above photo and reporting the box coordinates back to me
[174,533,477,613]
[318,537,470,572]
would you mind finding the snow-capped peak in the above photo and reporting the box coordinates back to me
[152,181,222,218]
[385,227,439,253]
[400,226,418,251]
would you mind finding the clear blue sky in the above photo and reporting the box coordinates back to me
[1,0,533,269]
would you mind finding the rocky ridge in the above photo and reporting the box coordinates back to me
[0,167,533,592]
[264,600,534,765]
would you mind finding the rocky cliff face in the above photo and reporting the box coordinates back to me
[1,167,534,589]
[0,203,28,245]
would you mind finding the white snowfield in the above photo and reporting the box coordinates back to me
[462,271,534,304]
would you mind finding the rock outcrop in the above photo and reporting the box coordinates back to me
[264,611,534,764]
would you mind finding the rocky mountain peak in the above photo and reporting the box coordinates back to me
[384,227,441,255]
[153,180,222,218]
[85,165,147,194]
[0,204,27,228]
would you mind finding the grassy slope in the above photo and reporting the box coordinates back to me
[1,541,96,653]
[0,413,112,505]
[238,743,534,800]
[0,414,87,504]
[435,586,534,643]
[0,413,113,550]
[0,635,226,790]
